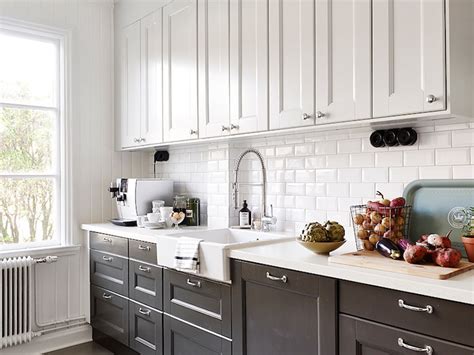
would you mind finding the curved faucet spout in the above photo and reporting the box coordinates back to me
[233,149,266,216]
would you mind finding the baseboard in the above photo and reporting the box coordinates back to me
[0,324,92,355]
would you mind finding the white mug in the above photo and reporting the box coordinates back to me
[137,215,148,228]
[160,207,174,228]
[147,212,161,224]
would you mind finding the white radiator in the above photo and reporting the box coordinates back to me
[0,256,58,349]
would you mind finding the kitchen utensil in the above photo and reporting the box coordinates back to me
[147,212,161,224]
[296,238,346,254]
[160,206,173,228]
[329,250,474,280]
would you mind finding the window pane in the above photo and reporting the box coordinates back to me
[0,107,55,173]
[0,32,58,107]
[0,178,55,245]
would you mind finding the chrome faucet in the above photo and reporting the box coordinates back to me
[232,149,276,231]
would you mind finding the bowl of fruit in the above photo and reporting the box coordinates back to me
[296,221,346,254]
[351,191,411,251]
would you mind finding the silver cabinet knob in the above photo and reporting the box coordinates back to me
[133,138,140,143]
[316,111,325,119]
[230,124,239,130]
[190,129,198,135]
[140,137,146,143]
[426,94,437,103]
[302,113,311,120]
[222,125,230,132]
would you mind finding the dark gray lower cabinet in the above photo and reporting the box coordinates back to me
[129,301,163,355]
[90,249,129,296]
[164,315,231,355]
[339,314,474,355]
[129,260,163,310]
[231,260,337,355]
[91,285,129,346]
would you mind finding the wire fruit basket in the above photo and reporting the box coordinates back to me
[350,204,412,251]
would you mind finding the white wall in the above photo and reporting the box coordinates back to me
[0,0,146,329]
[150,122,474,237]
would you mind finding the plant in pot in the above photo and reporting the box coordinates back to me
[461,207,474,262]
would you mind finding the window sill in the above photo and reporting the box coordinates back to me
[0,244,81,258]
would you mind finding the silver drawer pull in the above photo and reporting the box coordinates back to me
[266,272,288,283]
[102,256,113,262]
[103,237,113,243]
[398,338,433,355]
[186,279,201,288]
[398,299,433,314]
[139,308,151,316]
[102,293,112,300]
[138,245,151,251]
[138,265,151,273]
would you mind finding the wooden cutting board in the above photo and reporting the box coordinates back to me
[328,250,474,280]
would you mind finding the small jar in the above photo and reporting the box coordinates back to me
[173,195,187,214]
[186,198,200,226]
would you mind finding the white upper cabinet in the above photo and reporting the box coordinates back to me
[269,0,315,129]
[315,0,372,124]
[230,0,268,134]
[120,21,141,148]
[163,0,199,142]
[373,0,446,117]
[141,10,163,145]
[198,0,231,138]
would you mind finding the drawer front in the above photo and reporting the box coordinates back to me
[129,260,163,310]
[339,281,474,347]
[163,269,231,337]
[90,232,128,257]
[91,285,129,346]
[90,250,129,296]
[129,239,157,264]
[240,260,319,296]
[129,301,163,355]
[163,315,231,355]
[340,314,474,355]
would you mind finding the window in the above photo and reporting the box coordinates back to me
[0,21,65,249]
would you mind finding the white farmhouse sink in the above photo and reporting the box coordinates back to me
[156,228,292,282]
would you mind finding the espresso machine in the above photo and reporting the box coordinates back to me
[109,178,173,226]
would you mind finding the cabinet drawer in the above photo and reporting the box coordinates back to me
[90,232,128,257]
[91,285,129,346]
[163,315,231,355]
[129,239,157,264]
[340,314,474,355]
[129,301,163,355]
[163,269,231,338]
[240,260,319,297]
[339,281,474,347]
[129,260,163,310]
[90,250,129,296]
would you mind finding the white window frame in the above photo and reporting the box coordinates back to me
[0,18,72,251]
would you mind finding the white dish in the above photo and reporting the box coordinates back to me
[144,221,165,229]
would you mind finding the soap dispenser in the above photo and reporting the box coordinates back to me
[239,200,251,227]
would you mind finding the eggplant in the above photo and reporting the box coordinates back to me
[397,238,412,253]
[376,238,402,260]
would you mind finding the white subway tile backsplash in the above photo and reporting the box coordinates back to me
[389,167,419,182]
[419,166,452,179]
[404,150,434,166]
[362,168,389,183]
[374,151,403,167]
[151,123,473,233]
[435,148,470,165]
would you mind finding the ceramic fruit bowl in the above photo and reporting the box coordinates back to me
[296,237,346,254]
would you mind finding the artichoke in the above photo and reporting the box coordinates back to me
[300,222,329,242]
[324,221,345,242]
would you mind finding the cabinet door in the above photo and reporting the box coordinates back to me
[232,260,337,355]
[141,10,163,145]
[129,260,163,310]
[129,301,163,355]
[164,315,231,355]
[91,285,129,346]
[163,0,199,142]
[90,250,129,297]
[339,315,474,355]
[229,0,268,134]
[315,0,371,124]
[120,21,142,148]
[373,0,446,117]
[269,0,315,129]
[198,0,231,138]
